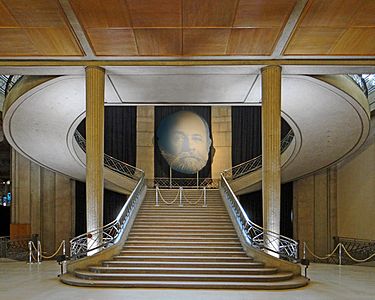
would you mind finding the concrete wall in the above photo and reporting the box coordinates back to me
[293,168,338,258]
[294,119,375,256]
[337,136,375,240]
[11,149,75,253]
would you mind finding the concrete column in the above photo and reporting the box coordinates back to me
[85,66,105,238]
[261,65,282,251]
[211,107,232,179]
[136,106,154,186]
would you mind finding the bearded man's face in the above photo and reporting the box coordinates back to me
[157,111,211,174]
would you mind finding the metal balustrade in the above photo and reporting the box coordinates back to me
[153,177,219,189]
[222,130,295,181]
[220,175,298,262]
[69,176,145,259]
[74,130,144,180]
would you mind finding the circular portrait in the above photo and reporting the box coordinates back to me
[156,111,212,174]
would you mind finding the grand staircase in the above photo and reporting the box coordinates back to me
[62,189,307,289]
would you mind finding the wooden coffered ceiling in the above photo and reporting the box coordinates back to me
[0,0,374,58]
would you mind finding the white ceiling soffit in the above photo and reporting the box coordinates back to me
[109,74,258,104]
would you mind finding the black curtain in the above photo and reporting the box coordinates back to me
[154,106,212,179]
[75,106,136,235]
[0,206,10,236]
[239,182,294,238]
[75,182,127,236]
[232,106,291,166]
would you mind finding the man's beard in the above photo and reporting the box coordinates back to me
[161,150,207,174]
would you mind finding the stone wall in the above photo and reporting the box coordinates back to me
[11,149,75,254]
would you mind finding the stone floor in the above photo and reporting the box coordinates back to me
[0,260,374,300]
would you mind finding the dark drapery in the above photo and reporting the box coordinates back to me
[75,106,136,235]
[231,106,291,166]
[154,106,212,179]
[239,182,294,238]
[75,182,127,235]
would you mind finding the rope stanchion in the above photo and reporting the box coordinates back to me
[157,188,180,205]
[303,241,375,265]
[341,245,375,263]
[304,243,342,261]
[40,241,65,259]
[182,189,204,205]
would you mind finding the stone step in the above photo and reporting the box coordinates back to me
[131,224,234,230]
[119,250,247,257]
[88,266,277,275]
[112,255,254,263]
[130,228,236,234]
[61,273,308,289]
[101,260,263,268]
[126,236,240,243]
[122,245,243,252]
[133,216,231,221]
[127,232,238,238]
[74,270,294,282]
[124,241,242,247]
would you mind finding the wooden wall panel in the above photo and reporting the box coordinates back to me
[0,2,19,27]
[285,0,375,56]
[26,27,83,55]
[87,28,138,56]
[0,0,83,56]
[183,0,238,27]
[285,27,345,55]
[234,0,297,27]
[227,28,280,55]
[298,0,357,27]
[331,28,375,55]
[183,29,230,55]
[127,0,181,27]
[69,0,131,28]
[135,29,182,55]
[0,29,39,56]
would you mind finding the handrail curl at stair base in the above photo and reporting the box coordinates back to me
[220,174,298,262]
[69,176,146,260]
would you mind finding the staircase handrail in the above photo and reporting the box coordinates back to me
[70,130,145,259]
[74,130,144,180]
[69,175,145,259]
[220,174,298,261]
[222,130,295,180]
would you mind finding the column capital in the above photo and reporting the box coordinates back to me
[261,65,282,74]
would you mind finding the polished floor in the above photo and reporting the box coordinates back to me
[0,260,374,300]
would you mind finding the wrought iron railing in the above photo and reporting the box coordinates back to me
[220,175,298,262]
[69,176,145,259]
[0,236,30,260]
[222,130,295,181]
[153,177,219,189]
[74,130,144,180]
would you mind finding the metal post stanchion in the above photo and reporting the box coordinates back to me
[339,243,342,266]
[203,187,207,207]
[179,187,183,207]
[155,185,159,207]
[28,241,33,264]
[303,242,306,260]
[37,240,41,263]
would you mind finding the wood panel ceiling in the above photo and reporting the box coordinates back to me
[0,0,83,56]
[284,0,375,56]
[70,0,297,56]
[0,0,374,58]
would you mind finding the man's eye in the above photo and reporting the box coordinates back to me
[192,135,203,142]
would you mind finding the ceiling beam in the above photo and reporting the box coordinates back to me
[58,0,95,58]
[272,0,308,58]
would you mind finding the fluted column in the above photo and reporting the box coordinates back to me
[261,65,281,253]
[85,66,105,244]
